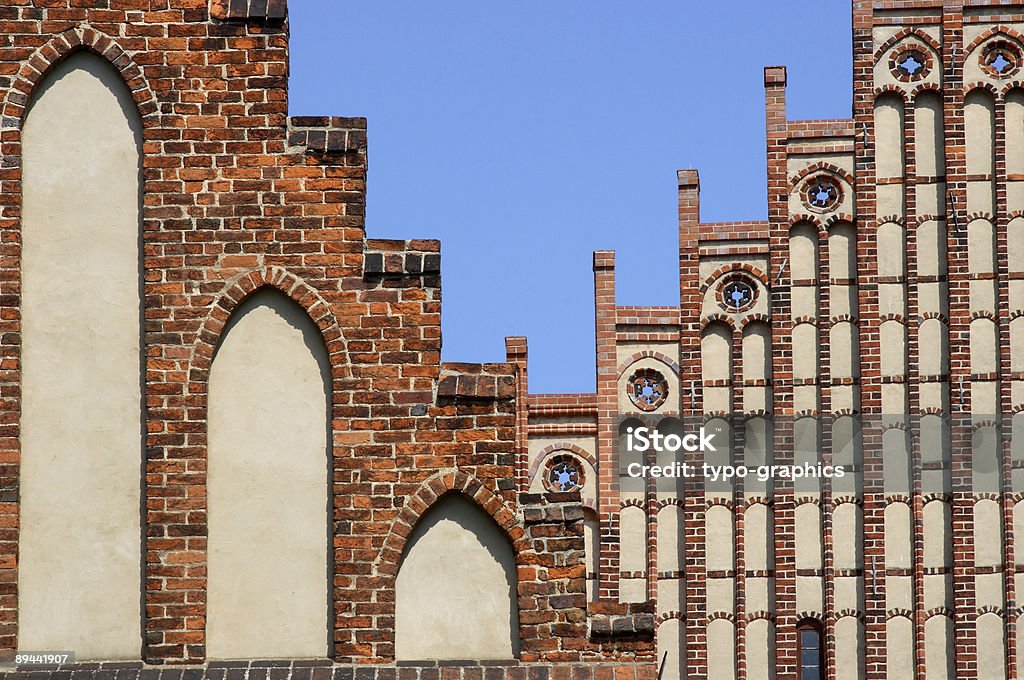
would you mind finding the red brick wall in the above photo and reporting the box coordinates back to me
[0,1,655,671]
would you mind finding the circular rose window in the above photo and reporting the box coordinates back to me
[982,41,1021,77]
[803,176,841,213]
[627,368,669,411]
[716,274,759,313]
[545,454,584,493]
[892,48,929,80]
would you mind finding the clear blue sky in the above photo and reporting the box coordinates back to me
[288,2,853,394]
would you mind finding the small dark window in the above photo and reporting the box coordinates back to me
[797,620,824,680]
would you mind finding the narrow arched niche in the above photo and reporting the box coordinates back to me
[19,50,143,660]
[395,493,520,660]
[207,288,331,659]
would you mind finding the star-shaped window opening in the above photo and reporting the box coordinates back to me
[810,182,837,208]
[989,51,1014,74]
[896,51,925,77]
[546,457,583,492]
[724,281,754,310]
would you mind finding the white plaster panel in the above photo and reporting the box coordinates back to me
[886,616,914,677]
[924,574,953,611]
[395,495,520,660]
[619,578,647,604]
[20,52,143,660]
[620,505,647,574]
[657,578,682,614]
[977,612,1006,680]
[657,618,684,680]
[657,505,684,573]
[790,285,819,320]
[974,498,1004,567]
[875,96,905,179]
[706,619,736,680]
[924,615,954,680]
[796,576,823,614]
[834,575,863,612]
[916,221,947,278]
[830,284,857,318]
[877,222,906,278]
[975,572,1005,611]
[706,505,734,572]
[744,620,774,680]
[886,575,913,610]
[877,283,906,317]
[916,91,945,176]
[915,182,944,221]
[835,617,864,680]
[876,183,905,217]
[744,504,772,572]
[885,502,913,569]
[207,290,330,659]
[923,500,952,569]
[744,577,771,613]
[706,578,734,614]
[833,504,862,570]
[795,504,822,570]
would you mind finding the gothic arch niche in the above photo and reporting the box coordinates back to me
[917,219,948,278]
[701,322,732,414]
[395,494,520,660]
[207,288,331,659]
[833,503,862,570]
[19,51,143,659]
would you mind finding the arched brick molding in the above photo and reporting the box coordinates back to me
[873,28,943,63]
[189,267,350,389]
[2,27,158,128]
[375,469,526,577]
[616,351,681,379]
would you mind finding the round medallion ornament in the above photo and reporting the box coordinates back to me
[544,454,584,493]
[627,368,669,411]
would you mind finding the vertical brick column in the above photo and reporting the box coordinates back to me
[763,65,798,680]
[676,170,705,678]
[996,83,1018,680]
[506,336,530,492]
[905,90,927,680]
[594,251,620,600]
[849,3,885,678]
[938,4,977,679]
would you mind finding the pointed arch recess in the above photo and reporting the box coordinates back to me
[189,266,350,392]
[3,27,157,130]
[376,470,526,577]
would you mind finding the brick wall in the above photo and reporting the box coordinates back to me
[0,0,656,673]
